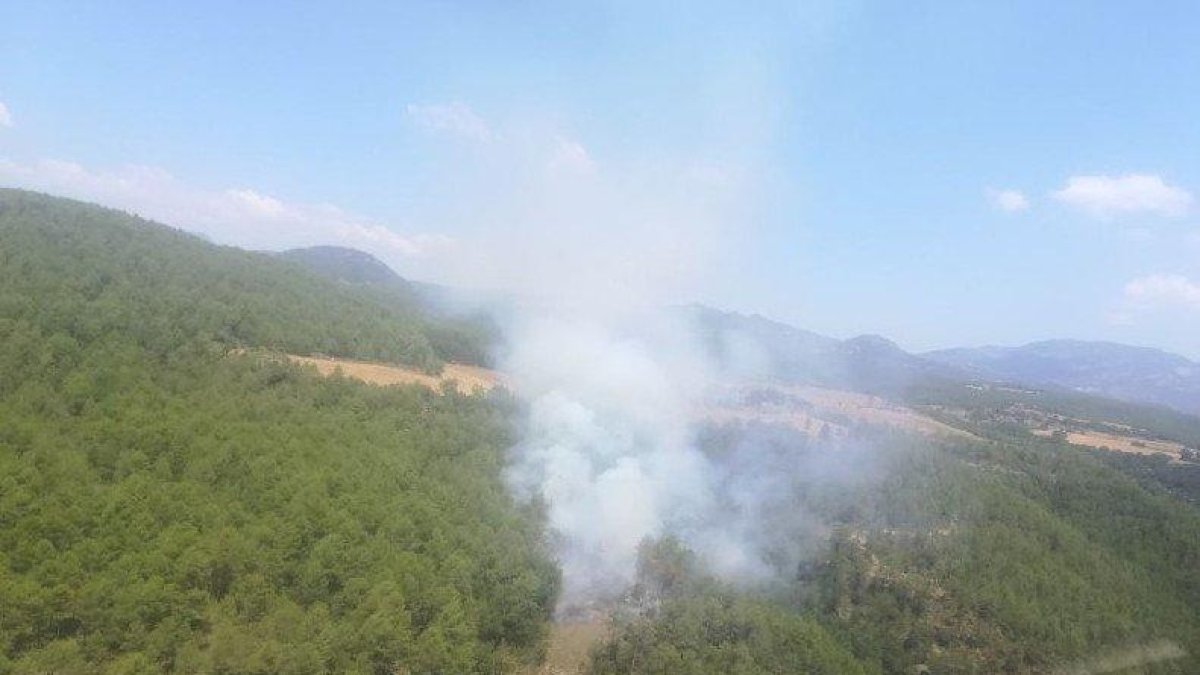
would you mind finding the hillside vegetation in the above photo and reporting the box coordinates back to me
[278,245,499,367]
[0,190,557,673]
[589,425,1200,674]
[5,189,1200,674]
[0,189,489,371]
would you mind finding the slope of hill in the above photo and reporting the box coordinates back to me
[0,189,467,371]
[926,340,1200,415]
[687,306,1200,449]
[6,188,1200,674]
[684,305,966,396]
[590,425,1200,673]
[278,244,499,366]
[587,311,1200,673]
[0,189,557,672]
[278,245,408,286]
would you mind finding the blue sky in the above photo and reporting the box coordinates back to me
[2,1,1199,356]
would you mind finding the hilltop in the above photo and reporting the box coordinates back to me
[279,245,411,286]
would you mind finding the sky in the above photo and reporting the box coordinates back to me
[2,1,1199,357]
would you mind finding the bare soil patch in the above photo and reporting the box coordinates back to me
[526,619,610,675]
[1032,428,1187,460]
[287,354,507,394]
[706,383,976,440]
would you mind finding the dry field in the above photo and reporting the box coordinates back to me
[286,354,507,394]
[278,352,972,443]
[706,383,975,440]
[1031,427,1188,460]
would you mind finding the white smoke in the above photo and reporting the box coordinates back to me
[502,312,720,605]
[498,306,869,606]
[392,27,829,604]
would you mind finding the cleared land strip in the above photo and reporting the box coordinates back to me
[705,383,978,441]
[1032,427,1189,461]
[287,354,507,394]
[285,353,973,441]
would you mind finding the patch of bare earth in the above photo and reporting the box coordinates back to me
[524,619,610,675]
[286,354,507,394]
[705,383,977,440]
[1031,428,1187,461]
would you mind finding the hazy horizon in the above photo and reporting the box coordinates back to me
[3,2,1199,358]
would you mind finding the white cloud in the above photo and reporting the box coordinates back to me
[225,188,286,218]
[986,187,1029,212]
[0,158,452,267]
[1052,173,1193,219]
[0,102,12,128]
[548,138,595,175]
[406,102,494,143]
[1123,274,1200,311]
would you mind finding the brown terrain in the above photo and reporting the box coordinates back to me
[525,619,610,675]
[279,352,975,443]
[282,352,974,442]
[705,383,976,441]
[282,353,1194,465]
[1031,428,1189,460]
[935,400,1196,462]
[286,354,507,394]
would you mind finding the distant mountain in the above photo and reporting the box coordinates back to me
[279,245,406,285]
[834,333,963,395]
[925,340,1200,414]
[683,304,837,380]
[279,245,512,315]
[682,306,964,394]
[274,248,1200,416]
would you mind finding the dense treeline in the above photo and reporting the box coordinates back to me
[590,428,1200,673]
[1087,448,1200,506]
[9,188,1200,673]
[0,190,558,672]
[0,189,488,371]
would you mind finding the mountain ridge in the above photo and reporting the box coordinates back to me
[926,339,1200,414]
[276,243,1200,416]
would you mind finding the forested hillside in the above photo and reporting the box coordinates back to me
[0,190,557,673]
[5,188,1200,674]
[590,426,1200,674]
[0,189,488,371]
[277,245,498,367]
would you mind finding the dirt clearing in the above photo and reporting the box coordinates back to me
[706,383,976,440]
[1032,428,1188,460]
[287,354,507,394]
[524,619,610,675]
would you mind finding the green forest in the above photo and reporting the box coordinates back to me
[591,429,1200,673]
[0,190,557,673]
[4,189,1200,673]
[0,189,489,372]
